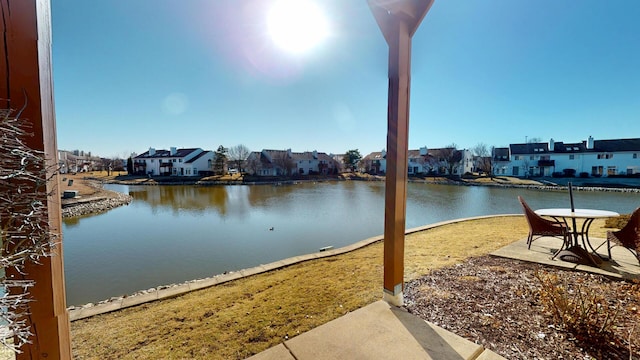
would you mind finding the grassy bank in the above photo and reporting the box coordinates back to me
[70,216,615,359]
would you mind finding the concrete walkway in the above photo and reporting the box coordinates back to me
[247,300,504,360]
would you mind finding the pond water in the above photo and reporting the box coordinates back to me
[62,181,640,306]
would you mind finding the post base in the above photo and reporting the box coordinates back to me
[383,290,403,307]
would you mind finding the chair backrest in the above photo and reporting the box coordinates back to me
[616,207,640,248]
[518,196,545,229]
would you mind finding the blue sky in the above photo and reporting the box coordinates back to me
[51,0,640,159]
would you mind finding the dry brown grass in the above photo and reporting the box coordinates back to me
[470,176,543,185]
[70,216,540,359]
[60,172,111,197]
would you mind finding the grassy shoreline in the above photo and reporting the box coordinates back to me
[70,215,613,359]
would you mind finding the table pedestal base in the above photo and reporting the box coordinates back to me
[556,246,603,267]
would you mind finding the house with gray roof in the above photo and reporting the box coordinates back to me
[494,136,640,177]
[362,147,473,175]
[133,147,214,176]
[245,149,340,176]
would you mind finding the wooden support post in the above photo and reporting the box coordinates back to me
[1,0,72,358]
[368,0,433,306]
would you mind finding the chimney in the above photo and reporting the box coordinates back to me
[381,149,386,158]
[170,147,177,156]
[419,146,427,156]
[587,136,594,149]
[312,150,318,159]
[549,138,555,151]
[287,148,292,157]
[149,147,156,156]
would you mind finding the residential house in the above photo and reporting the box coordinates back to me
[362,147,473,175]
[495,136,640,177]
[245,149,340,176]
[361,150,387,174]
[508,142,551,177]
[58,149,102,173]
[133,147,214,176]
[492,147,510,175]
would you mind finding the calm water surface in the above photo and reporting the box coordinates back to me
[62,181,640,305]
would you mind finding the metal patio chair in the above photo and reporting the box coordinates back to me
[605,207,640,263]
[518,196,570,250]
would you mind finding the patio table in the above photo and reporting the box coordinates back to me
[535,208,619,265]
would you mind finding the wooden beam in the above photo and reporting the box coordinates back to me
[1,0,72,358]
[368,0,433,306]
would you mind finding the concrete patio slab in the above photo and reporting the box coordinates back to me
[247,300,503,360]
[491,236,640,280]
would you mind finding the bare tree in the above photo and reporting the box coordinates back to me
[273,151,295,176]
[472,143,494,176]
[246,154,261,175]
[227,144,251,173]
[0,108,57,353]
[435,143,462,176]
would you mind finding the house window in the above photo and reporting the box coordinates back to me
[634,153,638,159]
[179,159,183,162]
[569,155,574,160]
[597,153,613,159]
[529,156,534,160]
[607,166,617,176]
[151,159,154,163]
[514,156,520,161]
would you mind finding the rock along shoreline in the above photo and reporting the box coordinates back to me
[61,184,132,218]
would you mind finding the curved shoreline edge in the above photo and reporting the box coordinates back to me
[67,213,522,321]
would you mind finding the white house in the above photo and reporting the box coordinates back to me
[133,147,214,177]
[494,137,640,177]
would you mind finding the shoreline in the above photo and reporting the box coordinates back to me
[64,174,640,219]
[61,180,132,218]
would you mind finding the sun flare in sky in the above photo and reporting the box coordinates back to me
[267,0,329,55]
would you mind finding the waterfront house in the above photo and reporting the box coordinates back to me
[133,147,214,176]
[245,149,340,176]
[494,136,640,178]
[362,147,473,176]
[58,149,102,173]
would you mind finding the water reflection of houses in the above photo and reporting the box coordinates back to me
[128,183,298,216]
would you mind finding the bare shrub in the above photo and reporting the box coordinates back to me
[535,271,632,356]
[0,107,57,353]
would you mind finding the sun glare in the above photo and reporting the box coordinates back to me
[267,0,329,55]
